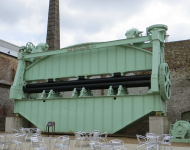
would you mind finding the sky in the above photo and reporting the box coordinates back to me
[0,0,190,48]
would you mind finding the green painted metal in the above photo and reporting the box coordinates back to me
[10,24,171,133]
[14,94,166,133]
[25,45,152,81]
[170,120,190,142]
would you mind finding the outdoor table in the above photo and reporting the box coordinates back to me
[42,137,57,150]
[83,131,94,136]
[83,131,94,139]
[146,135,161,150]
[88,132,101,141]
[101,143,125,150]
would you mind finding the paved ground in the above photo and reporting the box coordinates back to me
[1,133,190,150]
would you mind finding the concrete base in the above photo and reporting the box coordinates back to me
[5,117,31,133]
[149,116,172,135]
[172,138,190,143]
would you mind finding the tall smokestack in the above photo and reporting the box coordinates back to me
[46,0,60,50]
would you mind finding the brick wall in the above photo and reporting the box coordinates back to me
[0,53,17,131]
[165,40,190,123]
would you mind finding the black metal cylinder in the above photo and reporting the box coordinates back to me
[26,74,151,89]
[23,80,151,93]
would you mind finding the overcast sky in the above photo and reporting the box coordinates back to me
[0,0,190,48]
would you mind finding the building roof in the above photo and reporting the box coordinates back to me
[0,39,19,57]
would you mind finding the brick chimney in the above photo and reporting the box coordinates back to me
[46,0,60,50]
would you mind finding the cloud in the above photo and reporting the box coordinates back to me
[0,0,49,46]
[59,0,152,47]
[0,0,190,48]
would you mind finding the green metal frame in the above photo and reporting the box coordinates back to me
[10,24,171,133]
[14,94,166,133]
[25,45,152,81]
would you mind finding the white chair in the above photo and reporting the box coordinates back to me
[35,128,42,135]
[136,134,149,150]
[0,135,5,150]
[99,132,108,142]
[73,132,87,148]
[93,145,101,150]
[109,139,124,143]
[89,132,100,140]
[160,135,173,150]
[24,128,39,142]
[30,135,48,150]
[31,140,48,150]
[138,134,160,150]
[11,128,19,133]
[136,134,147,145]
[88,132,100,147]
[9,134,26,150]
[146,133,156,136]
[104,145,113,150]
[92,143,104,150]
[19,127,24,132]
[88,132,93,138]
[109,139,124,148]
[145,144,156,150]
[54,136,70,150]
[89,139,99,149]
[20,128,29,142]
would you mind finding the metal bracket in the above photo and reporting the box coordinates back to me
[40,90,48,99]
[107,86,117,96]
[111,72,125,77]
[156,111,162,116]
[47,90,62,99]
[77,76,90,80]
[79,87,93,97]
[71,88,80,98]
[117,85,128,95]
[27,93,38,99]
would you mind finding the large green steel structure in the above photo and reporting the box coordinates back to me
[10,24,171,133]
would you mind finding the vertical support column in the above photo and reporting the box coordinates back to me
[151,39,160,92]
[149,116,172,135]
[10,52,26,99]
[46,0,60,50]
[5,117,30,133]
[146,24,168,93]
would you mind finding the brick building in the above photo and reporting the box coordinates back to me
[165,40,190,122]
[0,39,18,131]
